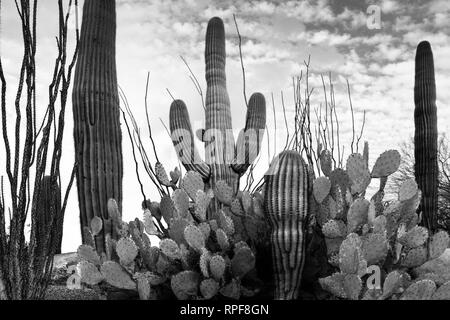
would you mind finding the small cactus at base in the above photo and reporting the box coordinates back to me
[100,261,136,290]
[77,244,101,265]
[346,153,371,194]
[169,219,190,245]
[347,199,369,233]
[313,177,331,203]
[180,171,204,201]
[320,150,333,177]
[171,271,200,300]
[219,279,241,300]
[215,228,229,251]
[319,273,347,299]
[401,247,428,268]
[381,271,403,299]
[155,162,173,187]
[432,281,450,300]
[215,180,234,206]
[172,189,190,218]
[184,225,206,252]
[200,249,211,277]
[361,233,388,265]
[343,273,362,300]
[136,275,152,300]
[322,220,347,238]
[400,279,436,300]
[399,226,429,248]
[160,239,182,260]
[198,222,211,240]
[90,216,103,236]
[429,230,449,259]
[210,255,226,280]
[200,278,220,299]
[370,150,401,178]
[231,247,255,279]
[77,260,104,285]
[116,238,139,265]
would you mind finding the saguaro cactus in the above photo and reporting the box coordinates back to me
[169,17,266,215]
[414,41,438,232]
[263,150,310,300]
[72,0,123,252]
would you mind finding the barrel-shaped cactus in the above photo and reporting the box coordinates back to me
[72,0,123,253]
[263,150,310,300]
[414,41,438,232]
[169,17,266,217]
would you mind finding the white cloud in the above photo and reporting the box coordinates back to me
[381,0,401,13]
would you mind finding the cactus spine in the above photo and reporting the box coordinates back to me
[72,0,123,253]
[414,41,438,232]
[169,17,266,216]
[264,150,310,300]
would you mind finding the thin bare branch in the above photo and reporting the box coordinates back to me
[233,14,247,108]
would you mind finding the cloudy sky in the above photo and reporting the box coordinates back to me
[1,0,450,252]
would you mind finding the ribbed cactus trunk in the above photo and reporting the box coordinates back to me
[414,41,438,232]
[264,150,310,300]
[72,0,123,253]
[204,17,238,210]
[35,176,62,256]
[169,16,266,219]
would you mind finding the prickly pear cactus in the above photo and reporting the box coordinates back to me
[74,162,267,300]
[155,171,262,300]
[315,145,450,300]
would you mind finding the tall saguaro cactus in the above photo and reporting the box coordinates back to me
[414,41,438,232]
[72,0,123,252]
[169,17,266,215]
[263,150,310,300]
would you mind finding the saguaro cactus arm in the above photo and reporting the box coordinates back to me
[232,92,266,174]
[414,41,438,232]
[169,100,210,179]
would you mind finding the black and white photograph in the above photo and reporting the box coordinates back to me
[0,0,450,310]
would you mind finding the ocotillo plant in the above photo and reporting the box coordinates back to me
[263,150,310,300]
[72,0,123,253]
[0,0,78,299]
[169,17,266,216]
[35,176,62,256]
[414,41,438,232]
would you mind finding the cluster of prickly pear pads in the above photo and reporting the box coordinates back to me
[314,145,450,300]
[75,163,268,300]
